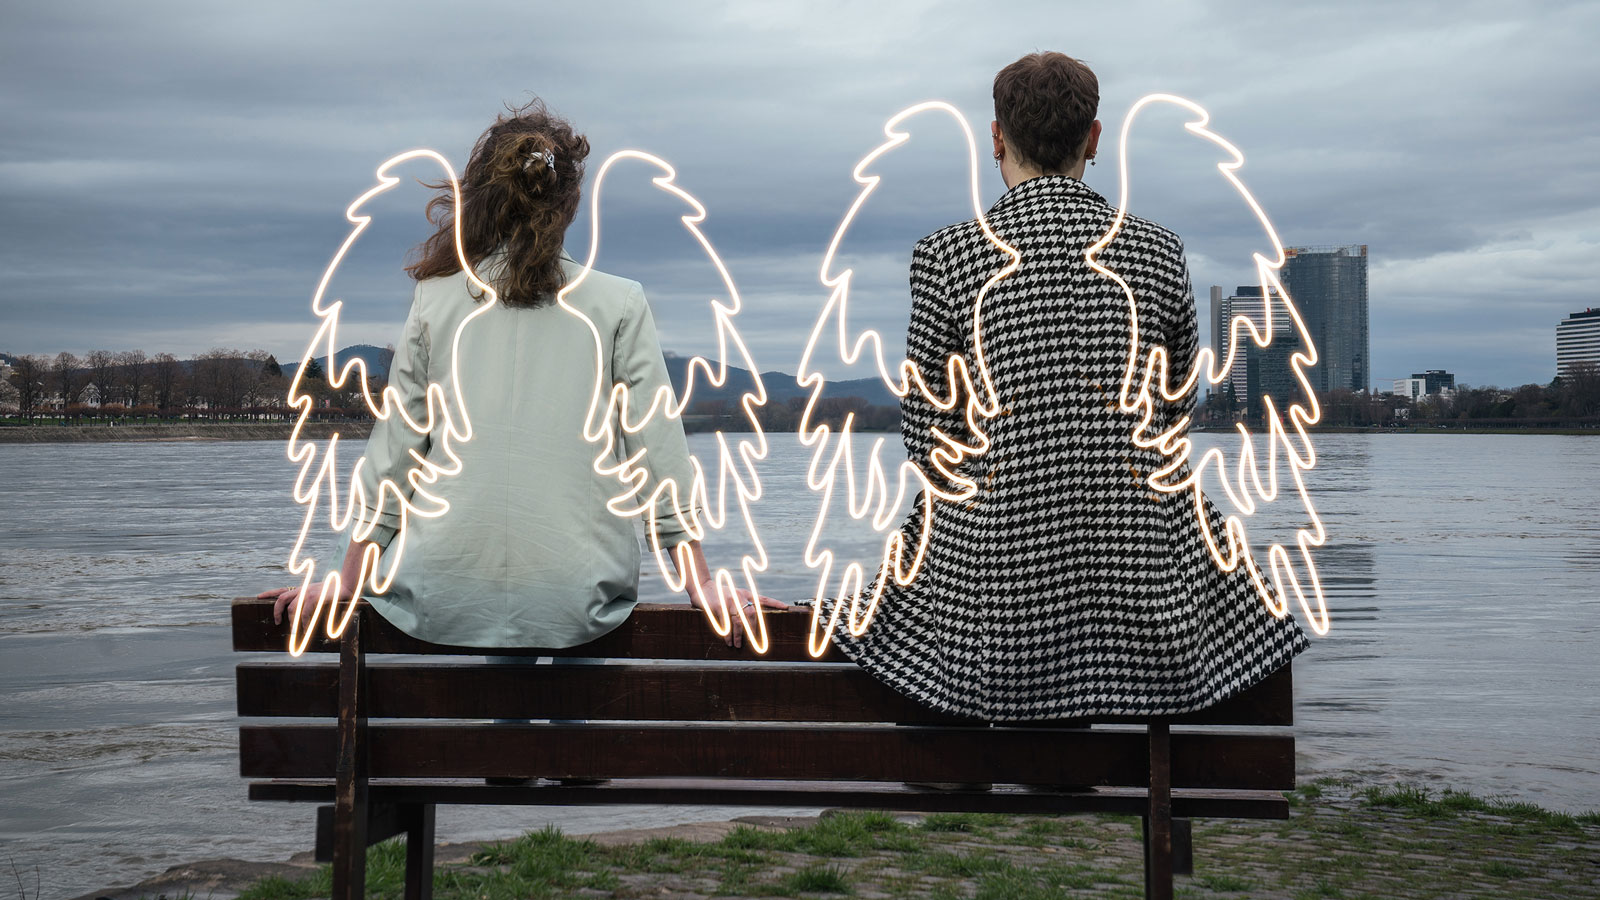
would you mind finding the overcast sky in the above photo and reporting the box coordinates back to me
[3,0,1596,389]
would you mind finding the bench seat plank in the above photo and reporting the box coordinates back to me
[232,600,848,661]
[247,778,1289,820]
[240,723,1294,790]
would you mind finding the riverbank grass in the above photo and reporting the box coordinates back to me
[236,779,1600,899]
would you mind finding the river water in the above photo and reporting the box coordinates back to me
[0,432,1596,898]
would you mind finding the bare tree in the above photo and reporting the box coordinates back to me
[0,372,18,416]
[85,350,117,409]
[191,348,228,417]
[1562,361,1600,418]
[241,350,278,417]
[152,352,184,415]
[3,355,46,419]
[119,350,149,407]
[51,351,80,410]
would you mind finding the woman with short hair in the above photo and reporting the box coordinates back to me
[833,52,1309,725]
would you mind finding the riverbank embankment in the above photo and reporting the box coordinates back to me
[0,422,372,443]
[75,779,1600,900]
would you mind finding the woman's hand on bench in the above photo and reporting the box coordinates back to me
[669,539,790,649]
[259,539,379,625]
[687,581,790,648]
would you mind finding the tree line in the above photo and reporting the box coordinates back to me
[1196,362,1600,428]
[11,348,1594,432]
[1,349,388,423]
[682,395,901,434]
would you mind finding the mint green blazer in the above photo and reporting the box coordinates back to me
[353,254,699,648]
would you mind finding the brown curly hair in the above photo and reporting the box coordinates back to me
[405,98,591,307]
[993,52,1099,173]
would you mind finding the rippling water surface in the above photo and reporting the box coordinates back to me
[1,433,1595,899]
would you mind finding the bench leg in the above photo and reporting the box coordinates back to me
[404,803,436,900]
[1143,721,1174,900]
[1172,817,1193,876]
[333,611,369,900]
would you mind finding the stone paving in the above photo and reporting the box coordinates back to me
[81,778,1600,900]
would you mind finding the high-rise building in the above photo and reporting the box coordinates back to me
[1418,369,1455,395]
[1209,285,1225,362]
[1213,285,1300,417]
[1279,244,1369,393]
[1556,309,1600,378]
[1392,370,1454,401]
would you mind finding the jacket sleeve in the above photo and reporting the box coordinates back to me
[1156,235,1200,433]
[613,281,704,548]
[900,236,970,488]
[354,286,431,549]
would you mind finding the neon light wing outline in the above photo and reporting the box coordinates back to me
[284,150,497,656]
[1091,93,1331,636]
[796,101,1020,658]
[558,151,777,652]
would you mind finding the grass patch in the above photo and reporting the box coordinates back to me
[914,849,1012,878]
[1359,783,1597,830]
[793,811,920,855]
[1484,860,1531,878]
[236,837,411,899]
[917,812,1008,833]
[774,863,852,894]
[1198,872,1257,892]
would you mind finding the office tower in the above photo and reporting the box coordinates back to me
[1209,285,1225,363]
[1392,370,1454,401]
[1279,244,1369,393]
[1215,285,1299,417]
[1556,309,1600,378]
[1418,369,1454,394]
[1221,286,1265,400]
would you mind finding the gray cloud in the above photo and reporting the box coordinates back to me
[2,0,1596,388]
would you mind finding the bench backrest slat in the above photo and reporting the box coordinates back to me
[238,723,1296,790]
[237,660,1291,726]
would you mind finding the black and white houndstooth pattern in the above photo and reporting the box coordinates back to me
[826,175,1311,721]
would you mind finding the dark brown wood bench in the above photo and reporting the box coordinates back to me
[233,597,1296,900]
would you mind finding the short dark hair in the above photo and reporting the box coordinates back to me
[993,52,1099,173]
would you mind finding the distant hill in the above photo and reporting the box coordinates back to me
[284,344,393,381]
[662,353,897,408]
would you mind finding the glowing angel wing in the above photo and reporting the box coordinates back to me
[558,151,776,651]
[284,150,496,655]
[1095,94,1330,636]
[796,102,1019,657]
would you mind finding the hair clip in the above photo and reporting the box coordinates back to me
[523,149,556,173]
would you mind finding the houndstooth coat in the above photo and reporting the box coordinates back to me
[828,174,1310,721]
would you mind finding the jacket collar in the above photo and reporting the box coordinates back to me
[988,174,1106,216]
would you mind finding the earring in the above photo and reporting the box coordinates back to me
[994,154,1002,168]
[1089,156,1097,167]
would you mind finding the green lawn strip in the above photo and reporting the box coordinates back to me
[235,783,1600,900]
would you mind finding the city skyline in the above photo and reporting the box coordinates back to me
[2,2,1597,390]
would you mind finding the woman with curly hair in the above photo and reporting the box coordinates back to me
[262,99,780,651]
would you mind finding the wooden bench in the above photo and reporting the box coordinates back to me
[233,597,1296,900]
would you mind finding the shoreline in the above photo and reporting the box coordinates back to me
[0,422,372,443]
[73,777,1600,900]
[4,422,1597,444]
